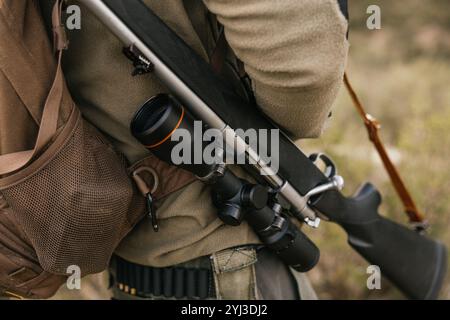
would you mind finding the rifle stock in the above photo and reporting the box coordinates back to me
[313,183,447,299]
[82,0,448,299]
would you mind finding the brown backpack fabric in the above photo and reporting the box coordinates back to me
[0,195,66,299]
[0,0,148,299]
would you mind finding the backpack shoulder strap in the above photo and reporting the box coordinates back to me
[0,0,68,176]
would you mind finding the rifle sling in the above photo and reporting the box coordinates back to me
[343,73,426,225]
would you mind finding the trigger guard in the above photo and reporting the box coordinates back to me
[309,153,337,178]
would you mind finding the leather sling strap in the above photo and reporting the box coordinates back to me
[182,0,214,56]
[0,0,67,176]
[343,72,426,226]
[209,28,227,75]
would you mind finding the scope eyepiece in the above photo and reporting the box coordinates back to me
[131,94,185,149]
[131,94,217,177]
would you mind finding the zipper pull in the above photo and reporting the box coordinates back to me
[146,192,158,232]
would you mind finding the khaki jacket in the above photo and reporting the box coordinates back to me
[38,0,348,267]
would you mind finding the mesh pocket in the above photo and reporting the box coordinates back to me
[0,118,145,275]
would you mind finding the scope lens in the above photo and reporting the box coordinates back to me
[130,93,217,177]
[131,94,184,148]
[140,104,168,133]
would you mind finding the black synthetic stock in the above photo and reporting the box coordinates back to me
[100,0,447,299]
[313,183,447,299]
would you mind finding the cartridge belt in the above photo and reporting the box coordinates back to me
[114,256,215,299]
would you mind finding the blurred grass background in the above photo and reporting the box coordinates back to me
[301,0,450,299]
[53,0,450,300]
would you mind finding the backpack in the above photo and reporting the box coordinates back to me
[0,0,146,299]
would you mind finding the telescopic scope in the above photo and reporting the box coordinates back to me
[131,94,320,272]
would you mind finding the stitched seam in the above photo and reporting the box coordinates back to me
[218,248,257,273]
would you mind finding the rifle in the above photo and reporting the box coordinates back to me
[80,0,447,299]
